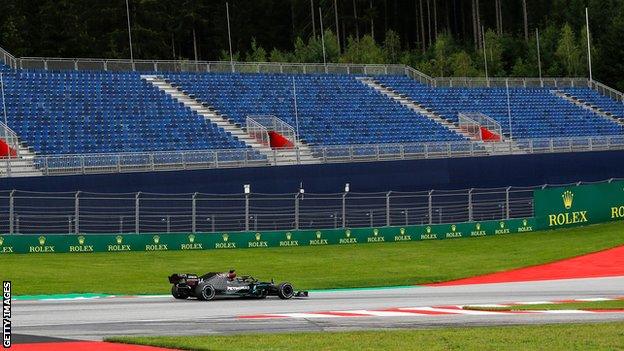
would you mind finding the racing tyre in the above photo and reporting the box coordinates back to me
[171,285,189,300]
[277,282,294,299]
[195,284,216,301]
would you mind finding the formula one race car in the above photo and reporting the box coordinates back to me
[168,272,308,301]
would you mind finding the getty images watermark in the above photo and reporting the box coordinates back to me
[2,281,10,349]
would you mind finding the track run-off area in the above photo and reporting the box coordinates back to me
[11,276,624,342]
[8,236,624,349]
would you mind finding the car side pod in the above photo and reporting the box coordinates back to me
[294,291,309,298]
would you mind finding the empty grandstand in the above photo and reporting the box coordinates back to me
[1,45,624,179]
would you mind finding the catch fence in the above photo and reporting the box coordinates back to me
[0,182,587,235]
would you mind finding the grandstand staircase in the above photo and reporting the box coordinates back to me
[551,90,624,127]
[357,77,524,154]
[0,143,40,177]
[141,75,319,165]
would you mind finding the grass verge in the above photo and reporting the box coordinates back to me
[464,299,624,311]
[106,322,624,351]
[1,221,623,296]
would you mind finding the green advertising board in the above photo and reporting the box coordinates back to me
[0,218,536,254]
[534,180,624,229]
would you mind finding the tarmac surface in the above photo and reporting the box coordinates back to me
[12,276,624,341]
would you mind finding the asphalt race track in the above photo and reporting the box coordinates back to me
[13,276,624,341]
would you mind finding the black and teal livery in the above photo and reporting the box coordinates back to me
[168,272,307,301]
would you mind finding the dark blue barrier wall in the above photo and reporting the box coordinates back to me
[3,150,624,194]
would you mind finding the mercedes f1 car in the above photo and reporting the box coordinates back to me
[168,272,308,301]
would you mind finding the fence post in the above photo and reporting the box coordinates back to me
[428,190,433,225]
[135,192,141,234]
[505,186,511,219]
[468,188,473,222]
[9,190,14,235]
[342,193,347,228]
[245,193,250,231]
[191,192,197,233]
[294,193,300,230]
[74,191,80,234]
[386,191,391,227]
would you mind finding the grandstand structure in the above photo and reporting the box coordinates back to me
[0,45,624,178]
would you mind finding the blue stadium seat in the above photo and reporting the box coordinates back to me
[0,60,622,160]
[374,75,624,139]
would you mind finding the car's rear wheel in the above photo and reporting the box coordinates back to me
[277,282,294,299]
[171,285,189,299]
[195,284,216,301]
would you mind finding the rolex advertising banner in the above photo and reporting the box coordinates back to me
[534,180,624,229]
[0,218,535,254]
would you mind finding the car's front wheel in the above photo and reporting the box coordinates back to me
[171,285,189,300]
[195,284,216,301]
[277,282,294,299]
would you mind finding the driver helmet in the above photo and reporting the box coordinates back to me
[227,269,237,280]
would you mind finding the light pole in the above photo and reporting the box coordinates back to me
[482,25,489,87]
[585,7,593,84]
[334,0,340,52]
[1,72,8,155]
[506,80,513,141]
[319,7,327,69]
[292,77,300,145]
[125,0,134,68]
[536,28,543,84]
[226,2,234,72]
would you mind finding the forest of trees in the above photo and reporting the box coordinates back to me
[1,0,624,89]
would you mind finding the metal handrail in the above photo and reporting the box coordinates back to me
[14,56,407,76]
[590,80,624,103]
[246,115,297,148]
[434,77,589,88]
[0,121,20,158]
[1,134,623,177]
[458,112,503,141]
[0,46,17,69]
[0,44,613,93]
[245,116,271,147]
